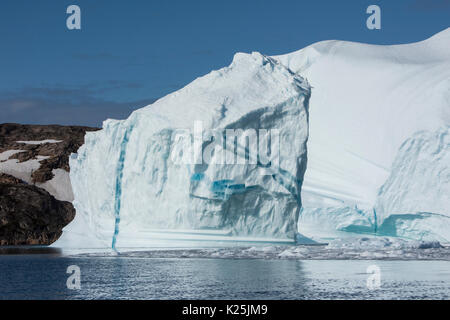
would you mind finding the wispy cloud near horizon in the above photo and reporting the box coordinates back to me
[0,84,157,127]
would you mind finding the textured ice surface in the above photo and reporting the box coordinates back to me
[375,127,450,241]
[74,237,450,261]
[57,52,310,249]
[295,128,450,242]
[275,28,450,243]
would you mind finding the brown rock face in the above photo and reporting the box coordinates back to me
[0,174,75,246]
[0,123,99,183]
[0,123,98,246]
[0,173,25,185]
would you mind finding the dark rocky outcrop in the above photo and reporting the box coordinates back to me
[0,173,75,245]
[0,123,99,183]
[0,173,24,185]
[0,124,99,246]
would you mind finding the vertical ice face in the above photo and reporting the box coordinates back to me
[57,52,311,248]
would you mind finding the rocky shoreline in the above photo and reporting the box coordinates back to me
[0,173,75,245]
[0,123,99,245]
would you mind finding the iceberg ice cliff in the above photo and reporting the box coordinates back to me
[57,52,310,248]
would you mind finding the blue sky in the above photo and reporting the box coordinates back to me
[0,0,449,126]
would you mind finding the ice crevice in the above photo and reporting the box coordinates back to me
[112,124,135,251]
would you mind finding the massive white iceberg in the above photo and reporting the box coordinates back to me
[275,28,450,242]
[56,29,450,249]
[57,53,311,249]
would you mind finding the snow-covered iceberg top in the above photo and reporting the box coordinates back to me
[57,52,311,249]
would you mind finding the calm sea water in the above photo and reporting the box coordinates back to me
[0,248,449,300]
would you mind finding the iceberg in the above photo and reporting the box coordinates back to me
[56,29,450,249]
[56,52,311,249]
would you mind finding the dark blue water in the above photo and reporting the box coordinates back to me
[0,248,449,300]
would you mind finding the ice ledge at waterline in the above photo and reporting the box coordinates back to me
[56,52,311,248]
